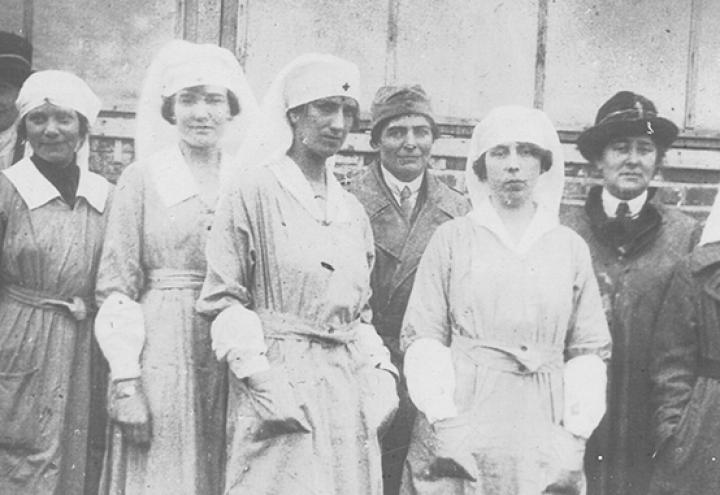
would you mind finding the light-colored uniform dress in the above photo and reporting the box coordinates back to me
[96,147,225,495]
[400,213,611,495]
[197,156,396,495]
[0,157,110,494]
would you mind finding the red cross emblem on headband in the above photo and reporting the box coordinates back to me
[342,82,350,91]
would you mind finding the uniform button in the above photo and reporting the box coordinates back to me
[520,345,528,351]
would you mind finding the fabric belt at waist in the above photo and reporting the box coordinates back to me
[698,356,720,380]
[258,310,360,346]
[147,269,205,290]
[451,334,563,374]
[1,284,93,321]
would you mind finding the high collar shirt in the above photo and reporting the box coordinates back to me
[602,188,647,219]
[380,163,423,211]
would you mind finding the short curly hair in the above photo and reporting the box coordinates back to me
[161,89,240,124]
[472,143,553,181]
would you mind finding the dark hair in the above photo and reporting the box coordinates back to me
[161,88,240,124]
[472,142,553,181]
[17,111,89,143]
[370,113,439,148]
[286,99,360,131]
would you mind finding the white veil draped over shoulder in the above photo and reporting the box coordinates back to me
[134,40,259,176]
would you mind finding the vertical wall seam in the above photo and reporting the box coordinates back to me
[684,0,702,130]
[533,0,549,109]
[385,0,400,84]
[22,0,34,40]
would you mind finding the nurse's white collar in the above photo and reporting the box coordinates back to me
[469,198,558,255]
[270,155,350,224]
[3,157,109,212]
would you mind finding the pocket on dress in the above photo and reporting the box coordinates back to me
[0,368,43,452]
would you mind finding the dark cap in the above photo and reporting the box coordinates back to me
[370,84,438,146]
[0,31,32,88]
[577,91,678,162]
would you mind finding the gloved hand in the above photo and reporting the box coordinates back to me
[424,416,478,482]
[108,378,152,448]
[246,368,311,441]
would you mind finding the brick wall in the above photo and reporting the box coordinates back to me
[89,115,720,219]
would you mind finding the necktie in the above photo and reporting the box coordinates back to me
[399,185,413,219]
[615,201,630,219]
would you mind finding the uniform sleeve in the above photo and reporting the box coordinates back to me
[94,164,147,380]
[358,206,375,325]
[95,163,146,303]
[400,224,457,423]
[400,223,453,351]
[196,183,269,377]
[196,183,255,317]
[650,259,700,450]
[565,235,612,361]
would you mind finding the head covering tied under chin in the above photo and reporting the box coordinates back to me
[15,70,101,169]
[238,53,360,169]
[134,40,259,163]
[465,105,565,218]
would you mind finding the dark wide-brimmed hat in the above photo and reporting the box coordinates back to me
[370,84,438,146]
[0,31,32,88]
[577,91,678,162]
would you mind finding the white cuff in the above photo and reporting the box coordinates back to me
[404,338,458,424]
[211,304,268,378]
[563,354,607,439]
[355,323,397,375]
[95,292,145,381]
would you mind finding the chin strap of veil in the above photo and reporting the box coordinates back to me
[464,105,565,219]
[134,40,259,176]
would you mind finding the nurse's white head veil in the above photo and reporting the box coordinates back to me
[465,105,565,218]
[238,53,360,169]
[15,70,101,169]
[134,40,259,165]
[700,180,720,244]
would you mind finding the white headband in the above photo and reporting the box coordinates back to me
[16,70,101,124]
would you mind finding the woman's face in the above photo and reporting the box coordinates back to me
[174,85,233,149]
[24,102,83,166]
[290,96,357,158]
[484,141,543,209]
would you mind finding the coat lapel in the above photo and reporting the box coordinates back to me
[387,172,463,298]
[360,162,410,261]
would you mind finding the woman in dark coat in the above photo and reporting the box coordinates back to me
[560,91,699,495]
[648,199,720,495]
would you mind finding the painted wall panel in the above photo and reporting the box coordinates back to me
[0,1,26,35]
[690,0,720,134]
[394,0,538,120]
[544,0,691,130]
[31,0,177,110]
[241,0,389,110]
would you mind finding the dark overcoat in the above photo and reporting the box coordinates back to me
[648,242,720,495]
[560,186,699,495]
[348,161,470,361]
[348,161,469,495]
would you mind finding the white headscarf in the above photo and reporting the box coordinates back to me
[15,70,101,169]
[464,106,565,254]
[134,40,259,164]
[466,105,565,216]
[700,201,720,246]
[238,53,361,169]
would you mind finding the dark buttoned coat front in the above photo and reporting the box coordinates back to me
[349,161,470,361]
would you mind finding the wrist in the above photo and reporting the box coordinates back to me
[114,378,141,398]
